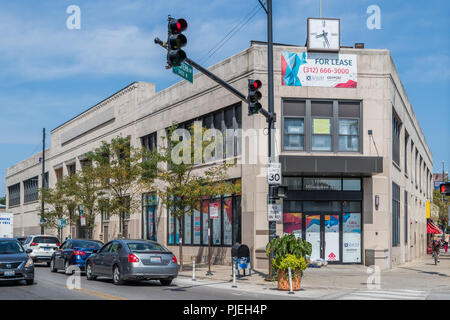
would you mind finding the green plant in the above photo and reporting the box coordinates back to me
[273,254,308,279]
[266,233,312,278]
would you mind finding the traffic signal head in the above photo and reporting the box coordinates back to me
[167,17,188,67]
[248,79,262,115]
[440,182,450,196]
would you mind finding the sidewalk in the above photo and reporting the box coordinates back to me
[176,253,450,298]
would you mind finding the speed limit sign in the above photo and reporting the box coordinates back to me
[267,162,281,185]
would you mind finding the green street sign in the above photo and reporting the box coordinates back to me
[58,219,66,228]
[173,62,193,83]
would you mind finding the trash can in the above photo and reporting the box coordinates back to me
[231,243,251,277]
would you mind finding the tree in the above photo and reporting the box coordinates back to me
[0,196,5,205]
[148,124,240,271]
[70,162,106,239]
[88,135,153,238]
[39,176,76,240]
[433,189,449,228]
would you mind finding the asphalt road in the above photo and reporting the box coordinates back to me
[0,264,297,300]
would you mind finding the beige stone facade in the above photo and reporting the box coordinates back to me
[5,42,432,270]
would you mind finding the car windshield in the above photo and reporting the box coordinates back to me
[0,241,24,254]
[72,240,102,249]
[127,242,167,253]
[33,236,59,244]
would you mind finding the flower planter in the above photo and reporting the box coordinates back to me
[277,269,301,291]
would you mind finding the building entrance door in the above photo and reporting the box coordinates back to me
[324,214,340,262]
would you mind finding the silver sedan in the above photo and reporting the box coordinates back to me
[85,239,178,286]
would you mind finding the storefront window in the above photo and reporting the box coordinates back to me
[223,197,233,246]
[283,212,302,239]
[202,200,209,245]
[284,118,304,150]
[303,201,341,212]
[284,177,302,190]
[193,204,201,245]
[210,199,221,245]
[142,193,157,241]
[343,179,361,191]
[304,178,341,191]
[339,119,359,151]
[184,211,192,245]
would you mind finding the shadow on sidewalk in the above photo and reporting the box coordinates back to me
[397,266,449,277]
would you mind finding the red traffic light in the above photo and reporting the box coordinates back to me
[252,80,262,90]
[170,18,188,34]
[440,183,450,195]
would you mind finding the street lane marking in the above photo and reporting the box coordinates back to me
[339,289,427,300]
[67,287,128,300]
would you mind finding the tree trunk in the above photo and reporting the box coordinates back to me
[178,217,183,272]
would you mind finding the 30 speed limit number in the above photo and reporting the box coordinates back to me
[267,163,281,185]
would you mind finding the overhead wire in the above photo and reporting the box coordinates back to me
[198,3,263,66]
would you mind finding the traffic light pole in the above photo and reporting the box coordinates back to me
[266,0,277,281]
[155,37,275,122]
[41,128,45,234]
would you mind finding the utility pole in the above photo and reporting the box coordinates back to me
[41,128,45,234]
[266,0,277,280]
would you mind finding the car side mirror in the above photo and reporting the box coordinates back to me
[26,249,32,254]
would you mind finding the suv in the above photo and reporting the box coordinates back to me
[23,235,60,265]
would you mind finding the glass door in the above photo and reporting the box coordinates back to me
[324,214,340,262]
[305,215,321,260]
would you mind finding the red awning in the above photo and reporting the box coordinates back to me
[427,220,442,234]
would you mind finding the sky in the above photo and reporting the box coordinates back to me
[0,0,449,196]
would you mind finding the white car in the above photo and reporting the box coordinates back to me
[23,235,60,265]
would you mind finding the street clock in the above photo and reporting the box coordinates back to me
[307,18,340,52]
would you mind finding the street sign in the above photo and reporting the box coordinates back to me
[210,203,219,219]
[58,219,66,228]
[173,61,193,83]
[80,216,86,227]
[268,203,282,222]
[267,162,282,185]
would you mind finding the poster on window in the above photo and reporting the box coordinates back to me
[305,215,321,260]
[325,215,340,261]
[281,51,357,88]
[184,212,191,245]
[283,212,302,239]
[210,203,219,219]
[211,201,221,245]
[193,206,201,244]
[343,213,361,263]
[223,198,233,246]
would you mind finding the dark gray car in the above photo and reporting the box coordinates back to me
[0,238,34,285]
[85,239,178,286]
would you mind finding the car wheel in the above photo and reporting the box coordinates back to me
[25,279,34,285]
[86,262,96,280]
[64,260,73,275]
[50,258,57,272]
[113,265,124,285]
[160,279,172,286]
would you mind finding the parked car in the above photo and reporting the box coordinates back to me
[0,238,34,285]
[85,239,178,286]
[14,237,27,245]
[50,239,103,274]
[23,235,60,265]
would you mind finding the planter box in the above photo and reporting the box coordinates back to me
[277,269,301,291]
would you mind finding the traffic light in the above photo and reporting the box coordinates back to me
[440,182,450,196]
[248,79,262,115]
[167,17,188,67]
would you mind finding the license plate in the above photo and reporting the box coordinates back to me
[44,247,50,251]
[4,271,15,277]
[150,257,161,263]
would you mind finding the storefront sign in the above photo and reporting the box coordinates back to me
[281,51,357,88]
[342,213,361,263]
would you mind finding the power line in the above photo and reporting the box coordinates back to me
[198,3,262,65]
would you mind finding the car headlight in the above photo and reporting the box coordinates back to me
[25,258,34,268]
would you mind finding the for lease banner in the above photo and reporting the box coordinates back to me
[281,51,358,88]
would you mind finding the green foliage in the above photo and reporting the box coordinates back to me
[273,254,308,279]
[433,189,449,227]
[0,196,5,205]
[266,233,312,277]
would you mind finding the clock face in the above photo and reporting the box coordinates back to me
[307,18,340,52]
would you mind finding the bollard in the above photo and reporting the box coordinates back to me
[288,267,294,294]
[232,263,237,288]
[192,260,196,282]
